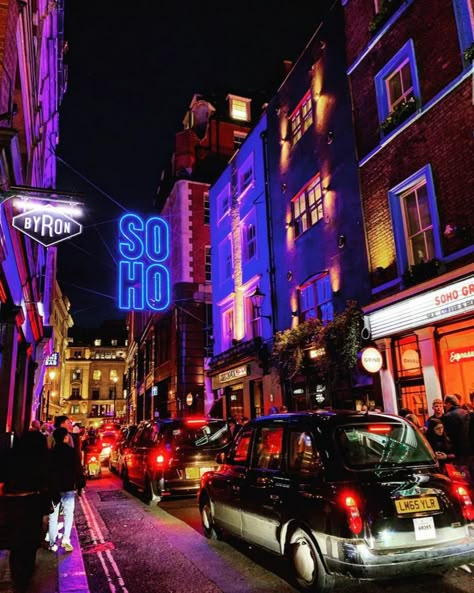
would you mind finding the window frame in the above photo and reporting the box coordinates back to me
[227,94,251,122]
[374,39,421,123]
[299,273,334,324]
[289,91,313,146]
[388,164,442,277]
[292,175,324,238]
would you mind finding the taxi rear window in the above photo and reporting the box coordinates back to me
[336,423,434,468]
[165,420,231,450]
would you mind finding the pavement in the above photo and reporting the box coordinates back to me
[0,519,89,593]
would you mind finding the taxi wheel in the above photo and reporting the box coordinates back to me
[200,494,223,540]
[288,527,334,592]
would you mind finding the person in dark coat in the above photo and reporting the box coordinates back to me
[442,394,471,464]
[47,427,86,553]
[425,418,455,464]
[0,431,49,592]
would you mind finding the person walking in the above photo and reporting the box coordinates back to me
[421,398,444,433]
[0,430,50,592]
[425,418,455,464]
[47,427,86,553]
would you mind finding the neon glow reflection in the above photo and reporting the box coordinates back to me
[118,213,171,312]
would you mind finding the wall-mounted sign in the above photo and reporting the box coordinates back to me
[218,365,248,384]
[12,204,82,246]
[45,352,59,366]
[118,213,171,312]
[359,347,383,373]
[151,386,158,396]
[401,349,420,371]
[448,348,474,363]
[365,275,474,339]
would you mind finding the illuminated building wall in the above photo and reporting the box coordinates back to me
[344,0,474,418]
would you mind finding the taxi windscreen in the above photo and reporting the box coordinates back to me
[165,420,231,450]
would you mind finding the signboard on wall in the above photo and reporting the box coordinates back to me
[365,275,474,339]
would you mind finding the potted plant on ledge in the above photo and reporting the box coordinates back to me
[380,96,418,135]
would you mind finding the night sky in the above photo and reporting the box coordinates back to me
[56,2,320,327]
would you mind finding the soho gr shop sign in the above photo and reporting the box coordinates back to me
[365,274,474,340]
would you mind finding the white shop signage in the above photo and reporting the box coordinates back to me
[219,365,248,384]
[366,275,474,340]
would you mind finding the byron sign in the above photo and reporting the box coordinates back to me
[12,204,82,246]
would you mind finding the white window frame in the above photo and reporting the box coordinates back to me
[299,273,333,325]
[292,175,324,238]
[218,185,230,221]
[388,165,442,277]
[227,94,251,122]
[222,308,234,350]
[239,155,254,195]
[375,39,421,124]
[290,91,313,146]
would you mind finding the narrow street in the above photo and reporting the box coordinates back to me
[75,469,474,593]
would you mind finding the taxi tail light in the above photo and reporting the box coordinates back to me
[342,493,363,535]
[88,455,98,463]
[454,485,474,521]
[154,449,170,468]
[185,418,207,426]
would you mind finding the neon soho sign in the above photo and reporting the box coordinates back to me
[117,214,170,311]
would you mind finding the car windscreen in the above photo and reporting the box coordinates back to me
[336,422,434,468]
[165,420,231,450]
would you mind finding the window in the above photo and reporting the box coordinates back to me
[109,386,117,399]
[251,426,283,470]
[227,94,251,122]
[233,131,247,150]
[71,387,81,399]
[243,223,257,262]
[111,339,118,346]
[219,237,233,281]
[93,370,101,381]
[239,157,254,194]
[110,370,118,381]
[203,192,210,225]
[290,91,313,145]
[94,339,102,346]
[71,405,80,415]
[72,369,81,381]
[375,39,420,126]
[218,186,230,220]
[288,430,321,474]
[230,428,252,464]
[300,273,333,324]
[92,388,100,400]
[205,246,212,282]
[388,165,441,275]
[222,308,234,350]
[292,175,324,237]
[73,351,81,359]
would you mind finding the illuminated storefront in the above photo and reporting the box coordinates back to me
[363,265,474,424]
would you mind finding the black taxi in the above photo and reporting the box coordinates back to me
[198,410,474,592]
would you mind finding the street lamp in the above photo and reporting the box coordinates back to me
[250,286,271,321]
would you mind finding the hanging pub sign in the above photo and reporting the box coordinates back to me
[359,346,383,373]
[45,352,60,367]
[117,213,171,312]
[11,199,83,247]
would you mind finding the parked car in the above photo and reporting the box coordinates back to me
[109,424,137,475]
[97,431,119,464]
[123,417,232,504]
[198,410,474,592]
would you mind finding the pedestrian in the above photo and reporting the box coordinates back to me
[47,427,86,553]
[399,407,422,429]
[280,405,289,413]
[0,430,50,592]
[421,398,444,433]
[48,415,82,459]
[442,394,471,465]
[425,418,455,464]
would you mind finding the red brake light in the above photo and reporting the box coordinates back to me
[454,484,474,521]
[341,491,363,535]
[368,425,392,433]
[185,418,207,426]
[154,449,170,467]
[89,455,98,462]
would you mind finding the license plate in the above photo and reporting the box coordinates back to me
[88,462,100,474]
[199,467,213,477]
[395,496,440,514]
[185,467,200,480]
